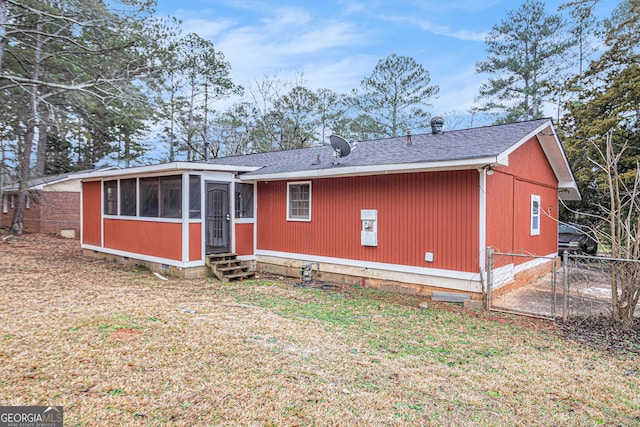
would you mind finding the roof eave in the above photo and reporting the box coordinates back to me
[558,182,582,201]
[497,119,581,201]
[75,162,262,180]
[239,157,503,182]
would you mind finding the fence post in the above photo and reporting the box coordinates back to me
[552,255,557,318]
[486,247,493,310]
[562,251,569,322]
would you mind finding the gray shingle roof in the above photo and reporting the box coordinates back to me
[204,118,551,177]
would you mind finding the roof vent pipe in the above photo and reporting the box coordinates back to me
[406,128,412,145]
[430,116,445,135]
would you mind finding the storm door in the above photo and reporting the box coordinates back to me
[205,182,230,254]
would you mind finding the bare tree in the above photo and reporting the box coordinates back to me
[576,131,640,329]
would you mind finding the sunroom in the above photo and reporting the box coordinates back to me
[77,162,259,278]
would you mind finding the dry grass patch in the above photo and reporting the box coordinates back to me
[0,234,638,426]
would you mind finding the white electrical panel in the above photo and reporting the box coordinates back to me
[361,209,378,246]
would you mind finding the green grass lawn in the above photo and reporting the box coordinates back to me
[0,235,638,426]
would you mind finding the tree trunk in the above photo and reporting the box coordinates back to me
[35,120,47,176]
[11,20,42,234]
[0,0,6,72]
[10,122,35,235]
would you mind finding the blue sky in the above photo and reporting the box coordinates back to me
[154,0,618,121]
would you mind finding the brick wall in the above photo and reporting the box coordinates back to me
[40,191,81,237]
[0,193,41,233]
[0,191,80,237]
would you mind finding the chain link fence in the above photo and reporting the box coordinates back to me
[487,250,560,319]
[562,253,640,320]
[486,249,640,320]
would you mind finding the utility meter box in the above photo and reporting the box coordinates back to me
[360,209,378,246]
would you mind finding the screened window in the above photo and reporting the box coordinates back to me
[120,178,137,216]
[140,175,182,218]
[287,182,311,221]
[531,194,540,236]
[104,180,118,215]
[235,183,254,218]
[189,175,201,219]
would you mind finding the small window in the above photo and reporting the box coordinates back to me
[531,195,540,236]
[189,175,201,219]
[25,194,30,209]
[287,182,311,221]
[120,178,137,216]
[10,194,14,208]
[235,183,254,218]
[2,195,7,213]
[104,180,118,215]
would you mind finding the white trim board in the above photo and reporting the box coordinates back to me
[81,244,204,269]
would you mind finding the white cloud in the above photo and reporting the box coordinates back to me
[377,14,487,42]
[301,54,376,93]
[260,7,312,29]
[180,18,237,39]
[184,5,373,89]
[276,22,370,55]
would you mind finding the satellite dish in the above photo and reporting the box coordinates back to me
[330,135,351,157]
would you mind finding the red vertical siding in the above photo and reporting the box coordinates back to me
[257,171,480,272]
[235,223,254,256]
[513,181,558,256]
[104,219,182,261]
[189,223,201,261]
[82,182,102,246]
[486,137,559,265]
[486,171,515,253]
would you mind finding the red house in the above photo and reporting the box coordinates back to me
[77,118,579,298]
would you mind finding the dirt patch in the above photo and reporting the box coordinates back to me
[556,316,640,356]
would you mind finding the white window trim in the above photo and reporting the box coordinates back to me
[286,181,312,222]
[531,194,541,236]
[2,194,7,213]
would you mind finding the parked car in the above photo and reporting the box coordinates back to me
[558,224,597,256]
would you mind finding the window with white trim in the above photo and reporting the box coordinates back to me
[140,175,182,218]
[531,194,541,236]
[235,183,253,219]
[2,194,7,213]
[120,178,137,216]
[188,175,201,219]
[104,180,118,215]
[287,182,311,221]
